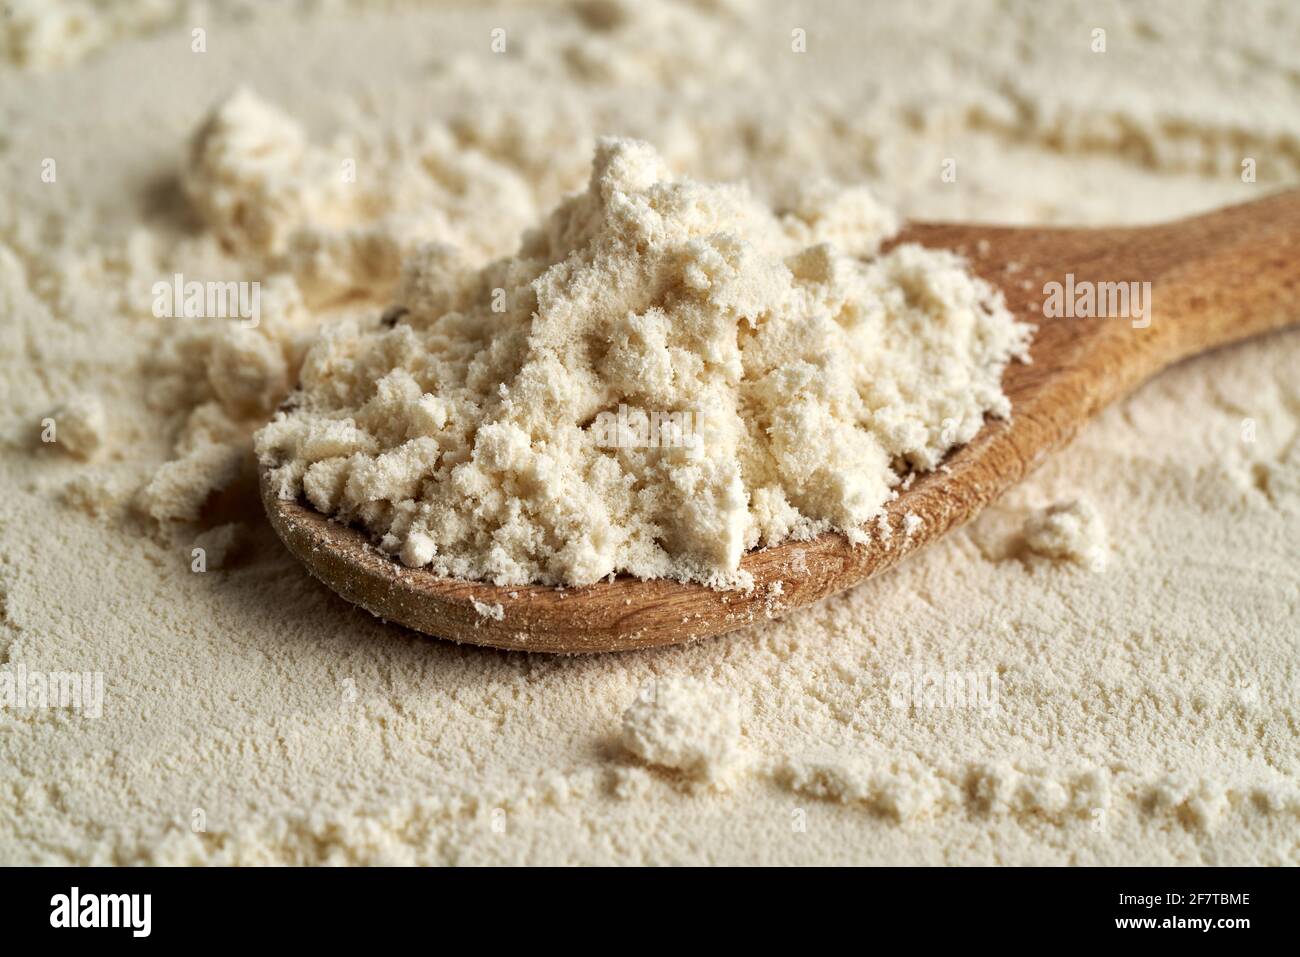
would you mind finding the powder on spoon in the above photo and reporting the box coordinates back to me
[255,137,1031,587]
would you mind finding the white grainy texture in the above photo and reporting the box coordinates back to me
[0,0,1297,866]
[1021,500,1108,570]
[0,0,185,71]
[184,87,539,307]
[621,679,746,787]
[254,134,1028,586]
[45,394,108,459]
[192,522,245,570]
[470,599,505,622]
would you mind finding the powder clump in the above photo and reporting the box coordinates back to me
[621,679,745,787]
[255,137,1030,587]
[45,394,108,460]
[183,88,538,307]
[1021,499,1107,570]
[470,598,505,622]
[192,522,246,570]
[779,755,942,822]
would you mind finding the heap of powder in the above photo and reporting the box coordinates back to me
[621,678,746,787]
[45,394,108,460]
[255,138,1030,587]
[183,88,539,308]
[1022,499,1108,570]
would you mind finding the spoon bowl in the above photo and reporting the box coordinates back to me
[261,190,1300,652]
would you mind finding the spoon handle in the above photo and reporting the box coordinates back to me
[1132,188,1300,363]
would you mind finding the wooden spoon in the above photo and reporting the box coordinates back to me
[261,189,1300,653]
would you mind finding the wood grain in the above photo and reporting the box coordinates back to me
[261,189,1300,653]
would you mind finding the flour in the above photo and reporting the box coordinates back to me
[778,756,942,823]
[1,0,188,71]
[1022,499,1108,570]
[621,679,745,787]
[185,88,539,307]
[470,598,505,622]
[136,439,245,523]
[45,394,108,460]
[2,0,1298,867]
[192,523,245,570]
[256,138,1029,587]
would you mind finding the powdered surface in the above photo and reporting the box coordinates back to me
[1,0,1297,865]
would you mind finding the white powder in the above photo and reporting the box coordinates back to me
[192,522,245,570]
[2,0,1297,866]
[136,440,245,524]
[256,137,1029,587]
[621,679,745,787]
[470,599,505,622]
[185,88,539,307]
[1022,499,1108,570]
[44,394,108,460]
[1,0,188,71]
[778,756,941,823]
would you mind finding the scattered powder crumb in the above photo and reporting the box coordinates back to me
[1145,776,1229,831]
[60,469,134,517]
[1021,499,1107,570]
[621,679,745,788]
[470,598,505,622]
[192,522,246,570]
[903,511,922,538]
[183,88,538,307]
[0,0,189,71]
[608,766,657,802]
[778,756,940,823]
[45,394,108,459]
[966,763,1111,822]
[762,579,787,617]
